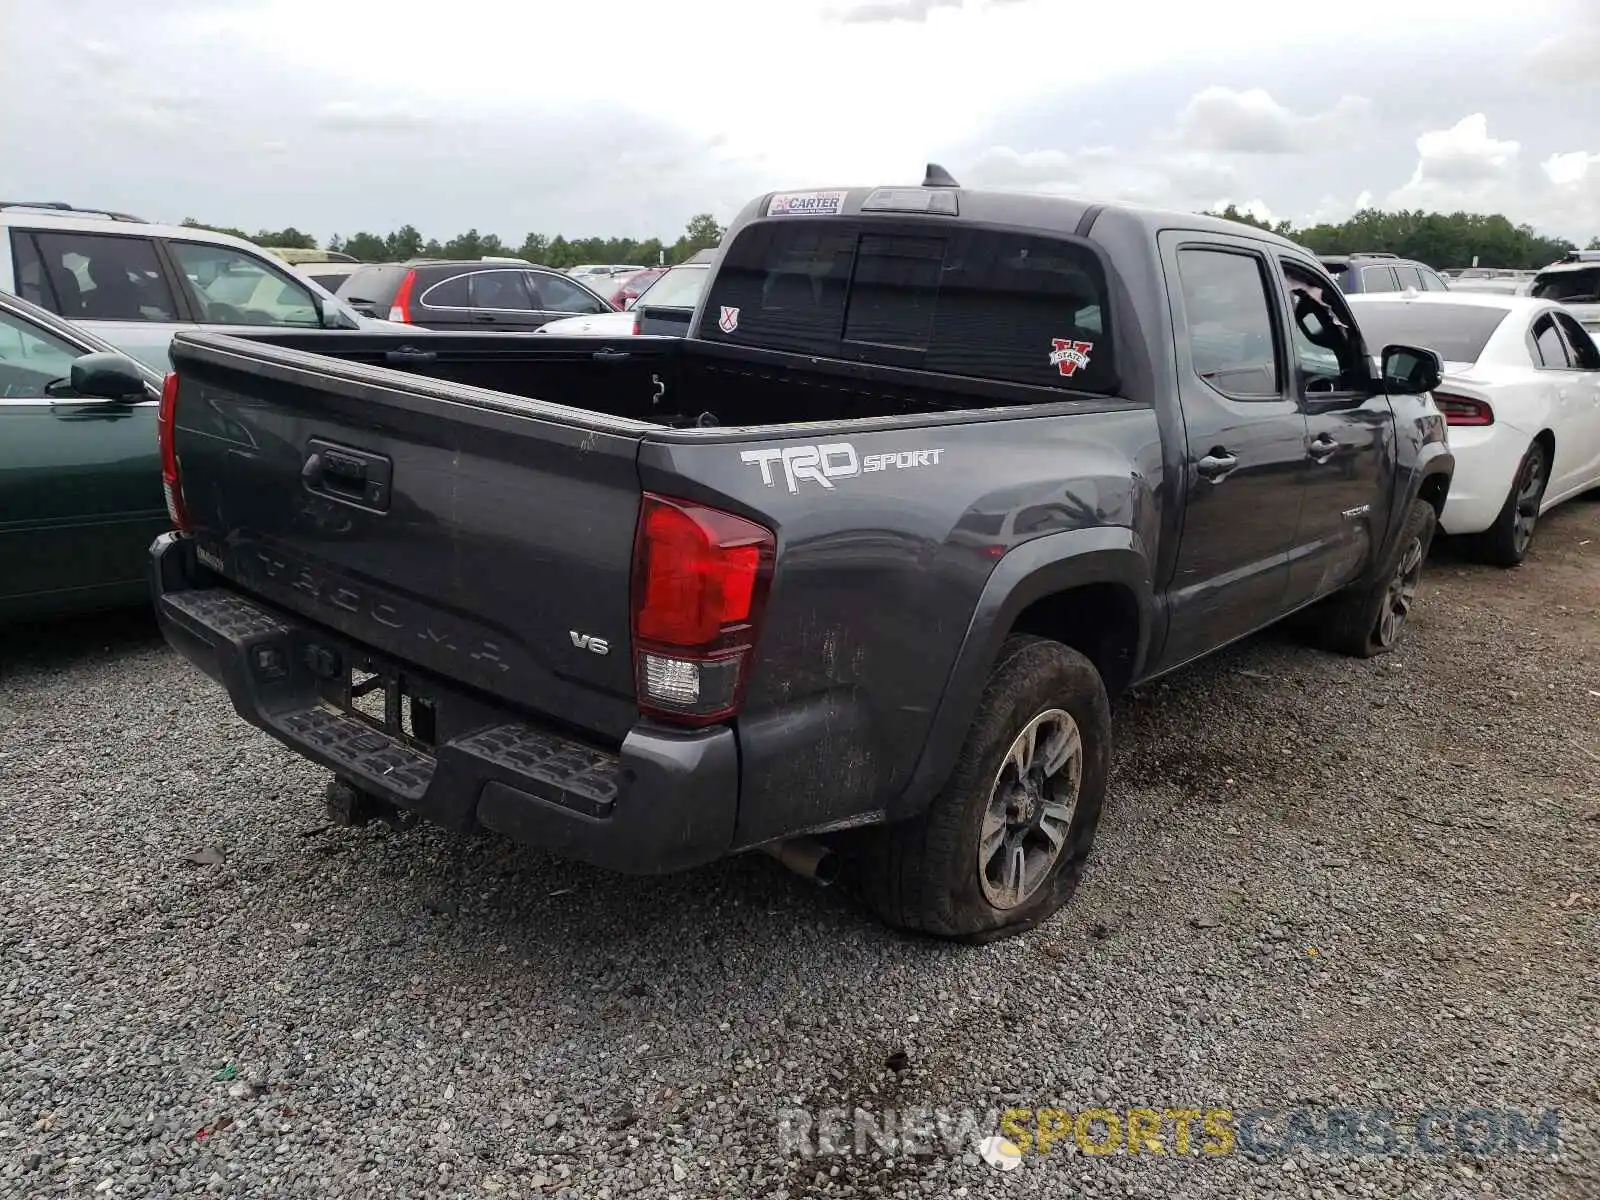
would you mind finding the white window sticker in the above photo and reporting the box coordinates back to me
[718,305,740,333]
[766,190,848,218]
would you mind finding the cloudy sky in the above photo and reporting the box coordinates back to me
[4,0,1598,245]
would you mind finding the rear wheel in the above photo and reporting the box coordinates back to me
[856,636,1111,941]
[1314,498,1436,658]
[1470,440,1548,568]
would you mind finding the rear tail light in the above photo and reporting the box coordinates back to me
[1434,392,1494,427]
[629,312,641,335]
[630,493,775,726]
[157,371,190,532]
[387,270,417,323]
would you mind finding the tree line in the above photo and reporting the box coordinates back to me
[184,206,1596,271]
[1206,205,1599,269]
[180,215,726,269]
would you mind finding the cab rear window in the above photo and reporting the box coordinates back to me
[700,219,1114,393]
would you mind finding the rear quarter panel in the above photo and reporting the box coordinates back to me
[642,404,1164,846]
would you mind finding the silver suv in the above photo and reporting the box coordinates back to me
[0,202,408,371]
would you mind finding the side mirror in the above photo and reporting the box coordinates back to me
[68,351,148,400]
[1380,343,1443,395]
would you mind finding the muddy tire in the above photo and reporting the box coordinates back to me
[1314,498,1436,658]
[856,636,1111,941]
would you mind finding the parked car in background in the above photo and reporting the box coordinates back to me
[1449,267,1535,295]
[335,260,615,331]
[264,247,357,266]
[567,264,640,287]
[606,267,667,309]
[294,261,367,292]
[1349,291,1600,566]
[1320,252,1451,294]
[0,202,404,371]
[150,172,1452,939]
[1528,250,1600,335]
[0,288,167,621]
[536,257,712,336]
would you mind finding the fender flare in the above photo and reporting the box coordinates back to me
[1384,442,1454,563]
[891,526,1156,820]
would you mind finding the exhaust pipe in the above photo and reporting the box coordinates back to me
[760,838,841,888]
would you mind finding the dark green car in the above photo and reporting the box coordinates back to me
[0,290,169,621]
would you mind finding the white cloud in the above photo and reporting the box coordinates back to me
[1400,114,1520,189]
[964,146,1115,190]
[1542,151,1600,187]
[1381,114,1599,240]
[1212,198,1276,225]
[3,0,1592,244]
[1523,1,1600,86]
[1175,87,1373,155]
[831,0,962,22]
[316,101,431,134]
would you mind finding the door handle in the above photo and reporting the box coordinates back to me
[471,313,499,324]
[1196,450,1239,482]
[1308,433,1339,462]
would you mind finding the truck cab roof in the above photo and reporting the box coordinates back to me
[724,165,1306,250]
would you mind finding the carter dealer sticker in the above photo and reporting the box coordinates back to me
[1049,338,1094,377]
[767,190,848,217]
[718,305,740,333]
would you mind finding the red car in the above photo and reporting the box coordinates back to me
[606,267,667,310]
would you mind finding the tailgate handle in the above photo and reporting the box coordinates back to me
[302,441,392,512]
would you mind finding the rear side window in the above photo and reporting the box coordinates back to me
[1174,248,1281,399]
[1553,311,1600,369]
[27,231,177,321]
[1394,264,1423,290]
[1532,315,1572,368]
[1360,266,1397,293]
[526,272,608,314]
[700,220,1116,393]
[1420,270,1449,292]
[1531,267,1600,303]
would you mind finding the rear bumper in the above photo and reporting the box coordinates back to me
[149,532,738,874]
[1438,424,1527,536]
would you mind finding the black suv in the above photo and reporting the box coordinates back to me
[336,260,616,331]
[1319,252,1450,295]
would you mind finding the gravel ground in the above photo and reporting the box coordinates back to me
[2,502,1597,1200]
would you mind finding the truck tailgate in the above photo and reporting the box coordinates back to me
[168,334,651,744]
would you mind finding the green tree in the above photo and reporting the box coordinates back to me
[181,217,251,241]
[252,227,318,250]
[1586,236,1600,251]
[1205,205,1294,237]
[385,225,424,261]
[335,232,390,262]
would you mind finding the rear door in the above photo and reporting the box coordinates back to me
[1155,235,1307,669]
[11,227,187,372]
[1359,264,1399,294]
[1276,257,1394,607]
[411,268,550,332]
[0,303,163,611]
[1549,311,1600,496]
[524,271,614,327]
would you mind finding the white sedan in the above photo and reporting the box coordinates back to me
[1349,291,1600,566]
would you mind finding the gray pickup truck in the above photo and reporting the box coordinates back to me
[150,168,1453,940]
